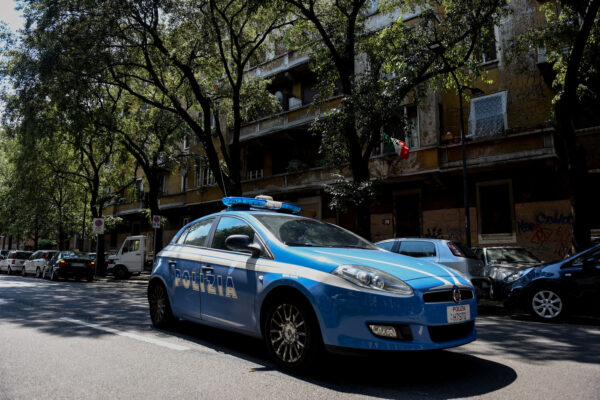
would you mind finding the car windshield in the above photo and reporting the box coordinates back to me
[254,215,376,249]
[60,251,90,260]
[486,248,540,264]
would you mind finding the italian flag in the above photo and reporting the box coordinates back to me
[384,134,410,159]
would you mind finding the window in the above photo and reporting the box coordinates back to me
[183,136,190,152]
[478,26,498,63]
[211,217,255,252]
[468,91,507,138]
[184,218,214,247]
[397,241,436,257]
[380,105,419,155]
[377,241,395,251]
[181,168,188,192]
[477,180,515,243]
[122,239,140,254]
[160,175,167,195]
[195,160,216,188]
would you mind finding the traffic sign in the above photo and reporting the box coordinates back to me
[92,218,105,234]
[152,215,162,229]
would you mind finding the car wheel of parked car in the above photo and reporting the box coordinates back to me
[530,288,565,321]
[7,266,12,275]
[148,281,174,328]
[50,268,58,281]
[114,266,131,280]
[263,295,321,371]
[35,267,42,278]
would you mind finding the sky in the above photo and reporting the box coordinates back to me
[0,0,24,34]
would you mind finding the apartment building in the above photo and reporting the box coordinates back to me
[103,0,600,262]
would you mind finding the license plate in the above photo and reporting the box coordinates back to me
[447,304,470,323]
[72,263,84,267]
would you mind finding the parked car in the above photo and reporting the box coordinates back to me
[504,244,600,321]
[44,251,95,281]
[375,238,490,299]
[0,250,33,275]
[472,246,542,300]
[23,250,59,278]
[149,197,477,371]
[0,250,9,260]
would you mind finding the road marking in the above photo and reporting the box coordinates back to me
[60,317,190,351]
[0,299,7,304]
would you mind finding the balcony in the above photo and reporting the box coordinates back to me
[246,51,310,79]
[439,129,555,170]
[239,97,342,142]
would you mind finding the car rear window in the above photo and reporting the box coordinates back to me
[16,252,32,259]
[398,241,436,257]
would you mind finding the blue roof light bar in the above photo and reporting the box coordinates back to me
[222,197,301,214]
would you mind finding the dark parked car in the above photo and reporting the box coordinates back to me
[44,251,95,282]
[504,244,600,321]
[472,246,542,300]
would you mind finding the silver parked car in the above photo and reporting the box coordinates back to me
[23,250,59,278]
[375,238,490,298]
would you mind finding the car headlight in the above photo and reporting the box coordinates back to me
[491,267,513,281]
[504,268,532,283]
[332,265,413,295]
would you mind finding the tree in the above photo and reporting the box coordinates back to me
[284,0,507,239]
[15,0,285,197]
[511,0,600,251]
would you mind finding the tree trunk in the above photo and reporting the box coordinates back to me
[556,98,592,252]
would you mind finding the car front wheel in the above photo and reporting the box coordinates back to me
[530,288,565,321]
[264,296,321,371]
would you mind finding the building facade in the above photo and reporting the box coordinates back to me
[102,0,600,262]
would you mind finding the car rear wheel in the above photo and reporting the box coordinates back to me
[148,282,174,328]
[264,295,321,371]
[35,267,42,278]
[530,288,565,321]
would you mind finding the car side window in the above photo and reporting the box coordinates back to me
[398,241,436,257]
[184,218,214,247]
[569,248,600,268]
[378,241,395,251]
[211,217,255,252]
[129,240,140,252]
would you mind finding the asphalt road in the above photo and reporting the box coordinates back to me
[0,275,599,400]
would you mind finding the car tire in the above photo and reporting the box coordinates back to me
[50,268,57,281]
[529,288,566,321]
[263,294,321,372]
[148,281,174,328]
[35,267,42,279]
[114,266,131,280]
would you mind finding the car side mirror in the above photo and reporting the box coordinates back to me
[225,234,262,258]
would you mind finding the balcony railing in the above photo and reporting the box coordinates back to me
[239,97,342,142]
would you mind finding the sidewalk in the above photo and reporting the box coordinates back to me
[94,271,150,285]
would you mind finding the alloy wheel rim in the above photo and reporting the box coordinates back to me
[532,290,563,318]
[150,285,166,323]
[268,303,307,364]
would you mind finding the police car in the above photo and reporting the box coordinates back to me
[148,197,477,370]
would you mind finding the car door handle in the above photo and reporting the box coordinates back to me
[201,266,214,274]
[168,260,177,269]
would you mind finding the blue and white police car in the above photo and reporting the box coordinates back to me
[148,197,477,370]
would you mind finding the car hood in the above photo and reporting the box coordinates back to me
[282,247,469,287]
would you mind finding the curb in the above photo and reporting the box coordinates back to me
[94,275,150,285]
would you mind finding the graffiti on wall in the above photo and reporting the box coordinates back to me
[424,226,461,241]
[517,212,573,260]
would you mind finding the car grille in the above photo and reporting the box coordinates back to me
[423,289,473,303]
[428,321,474,343]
